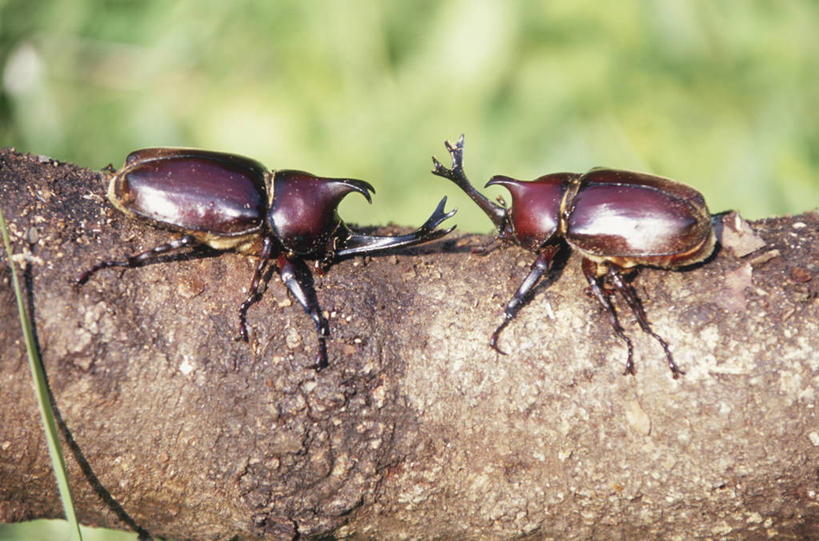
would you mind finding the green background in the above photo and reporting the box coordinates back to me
[1,1,817,539]
[3,1,819,233]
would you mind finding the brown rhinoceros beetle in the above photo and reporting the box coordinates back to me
[77,147,455,370]
[432,135,715,378]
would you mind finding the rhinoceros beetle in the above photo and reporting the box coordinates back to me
[77,147,455,370]
[432,135,715,378]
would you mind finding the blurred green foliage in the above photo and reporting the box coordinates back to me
[0,0,816,537]
[2,0,818,232]
[0,519,134,540]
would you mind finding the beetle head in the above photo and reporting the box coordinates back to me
[485,173,573,250]
[267,171,375,256]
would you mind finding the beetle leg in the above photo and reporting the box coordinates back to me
[581,258,636,376]
[75,234,199,285]
[431,135,507,229]
[607,266,683,378]
[470,235,500,255]
[490,245,560,354]
[237,235,275,342]
[277,254,330,371]
[334,197,456,258]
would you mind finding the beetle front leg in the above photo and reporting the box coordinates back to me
[277,254,330,371]
[581,258,636,376]
[490,245,560,354]
[607,266,683,378]
[75,234,200,285]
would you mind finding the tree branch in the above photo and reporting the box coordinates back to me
[1,148,817,539]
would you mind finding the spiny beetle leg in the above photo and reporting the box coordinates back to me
[237,236,275,342]
[75,234,199,286]
[489,245,559,354]
[607,266,683,378]
[278,253,330,371]
[581,258,636,376]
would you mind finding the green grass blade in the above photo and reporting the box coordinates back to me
[0,206,83,541]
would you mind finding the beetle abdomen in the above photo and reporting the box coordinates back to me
[566,169,713,267]
[109,150,268,237]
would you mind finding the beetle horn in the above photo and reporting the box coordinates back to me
[485,175,529,203]
[311,177,375,211]
[272,171,374,212]
[328,177,374,204]
[334,197,456,258]
[485,174,521,190]
[486,173,576,208]
[431,135,506,229]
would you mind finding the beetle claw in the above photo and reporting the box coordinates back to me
[489,316,513,356]
[489,340,508,356]
[236,321,251,342]
[314,339,329,372]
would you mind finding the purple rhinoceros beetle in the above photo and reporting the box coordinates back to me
[77,147,455,370]
[432,135,714,378]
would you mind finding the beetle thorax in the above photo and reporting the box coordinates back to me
[266,170,372,257]
[495,174,573,251]
[266,202,343,257]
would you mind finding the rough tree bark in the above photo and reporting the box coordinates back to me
[0,148,817,540]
